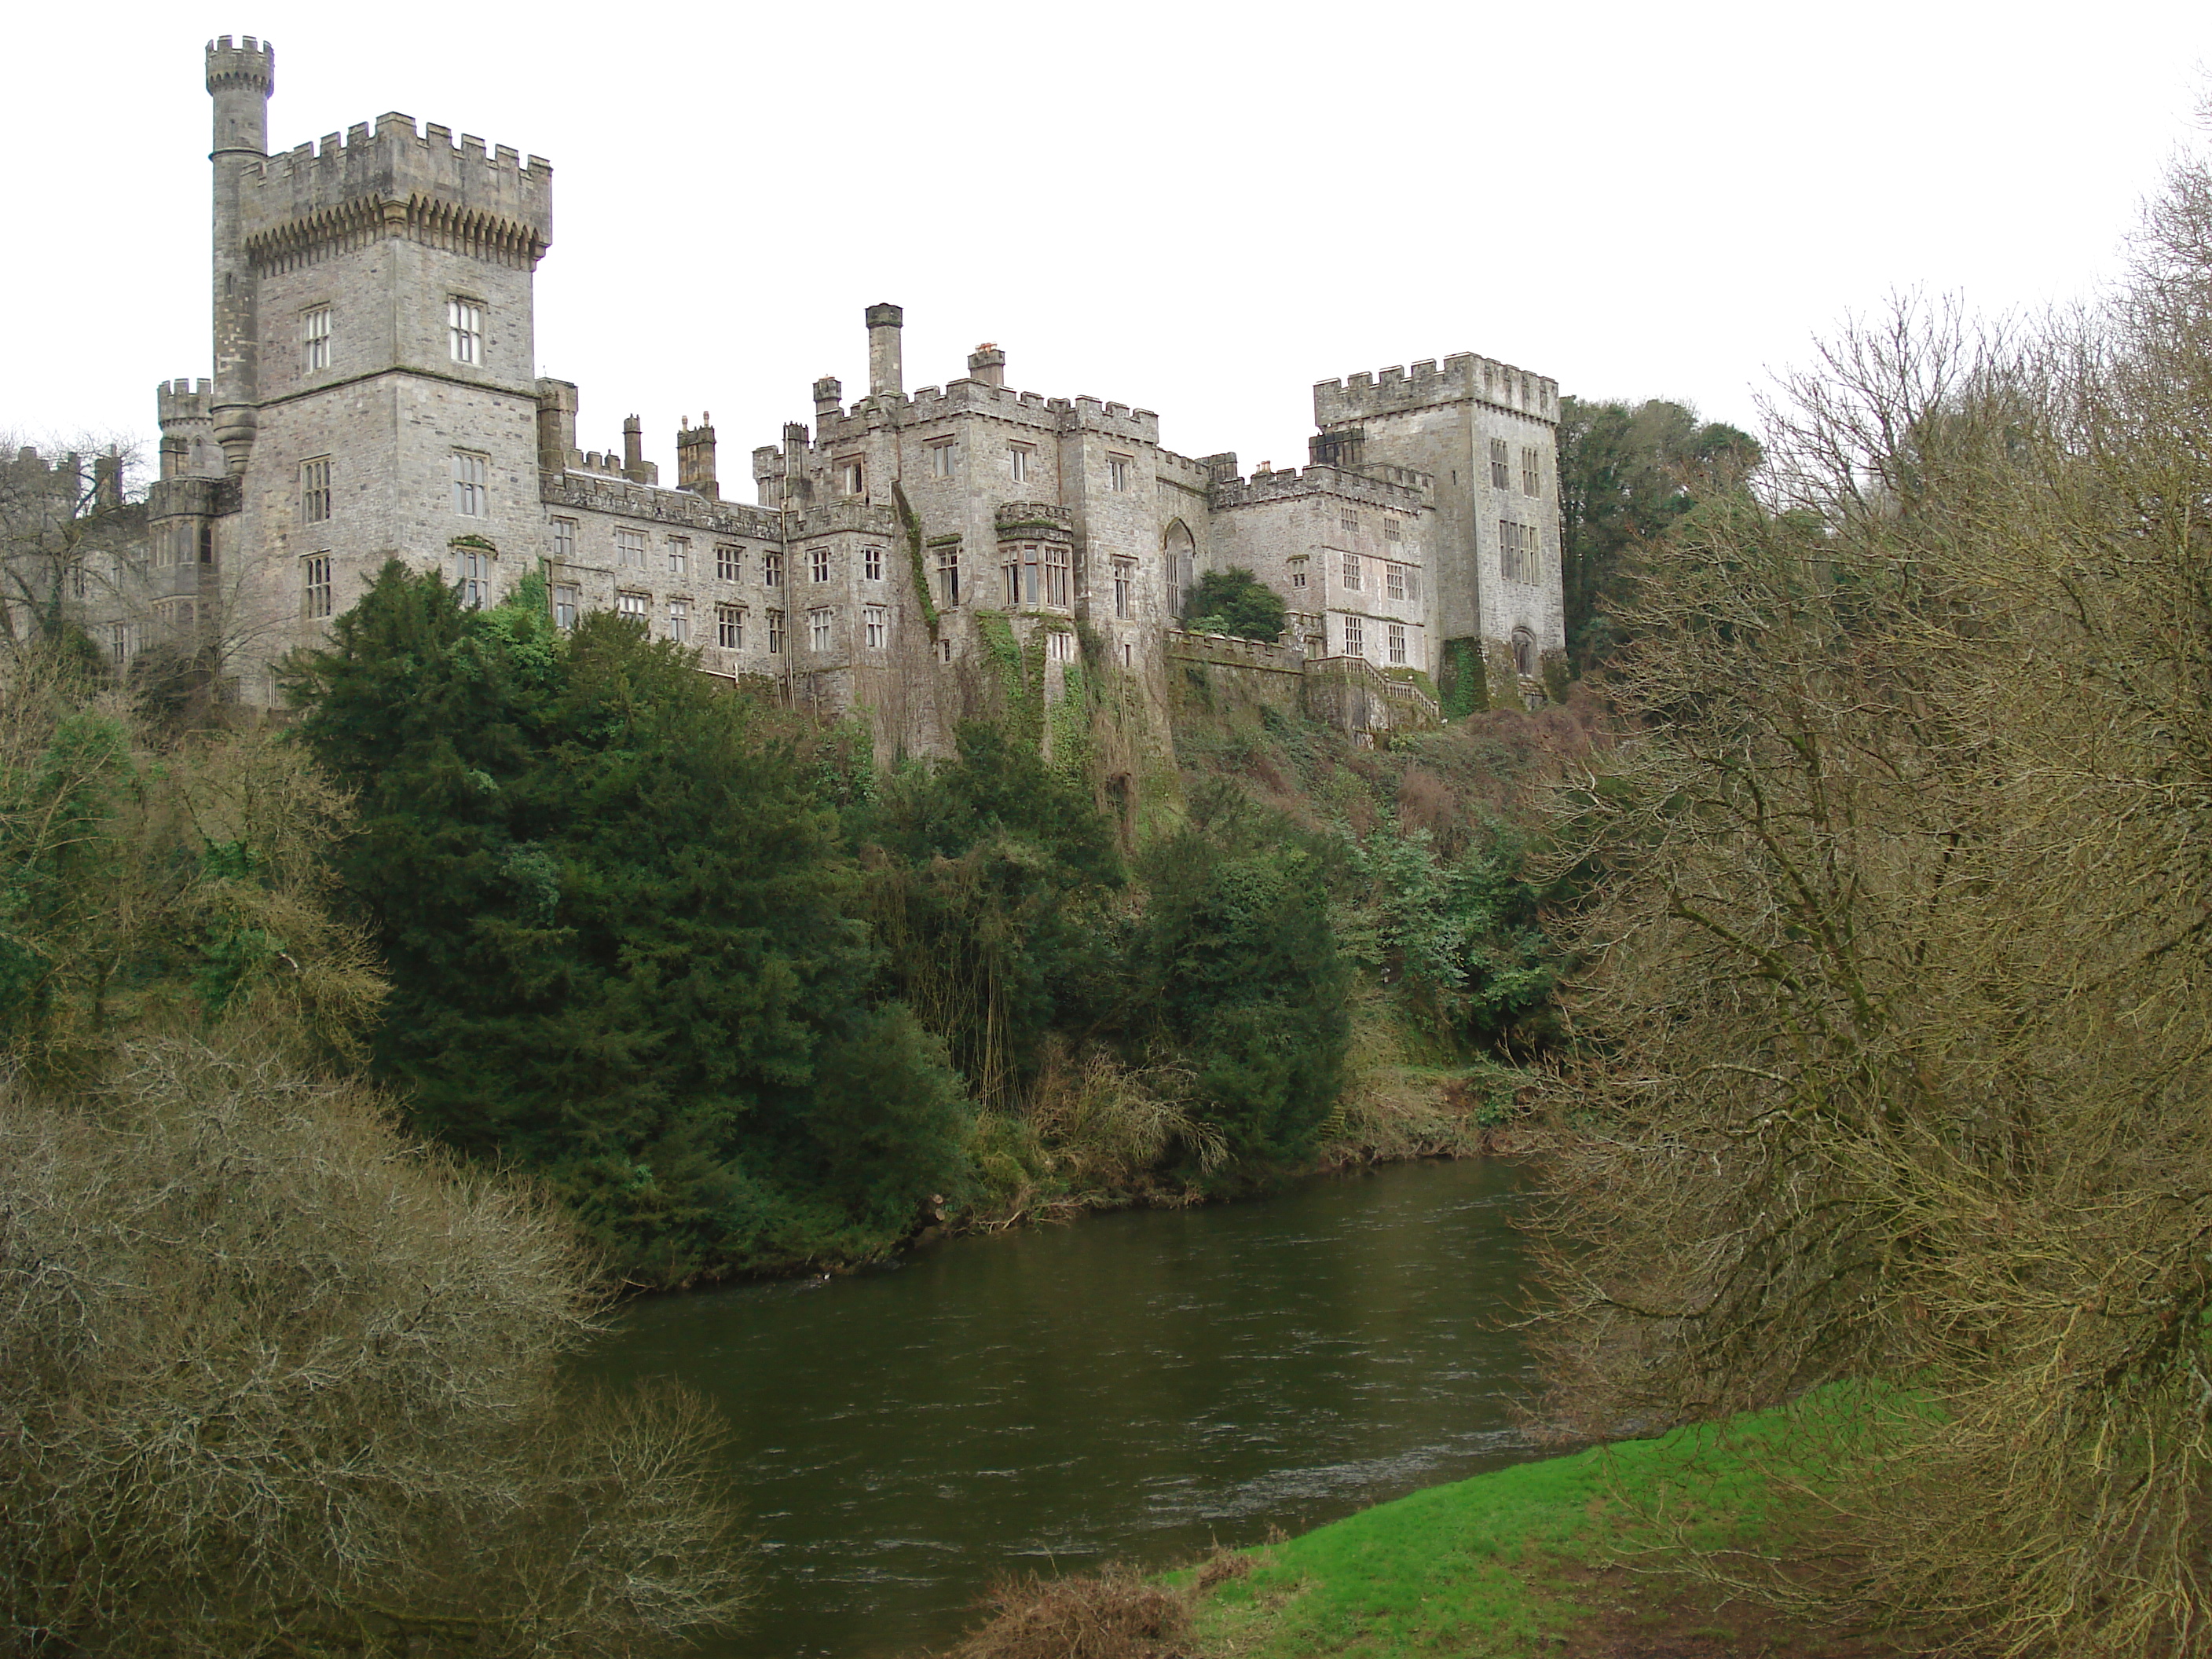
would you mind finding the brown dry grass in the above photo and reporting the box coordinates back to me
[945,1567,1192,1659]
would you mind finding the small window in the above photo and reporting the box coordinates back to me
[863,546,884,581]
[1046,630,1075,663]
[761,551,783,587]
[863,604,888,650]
[302,306,331,372]
[110,622,129,665]
[1009,445,1031,484]
[1522,445,1542,497]
[667,599,690,643]
[936,545,961,608]
[837,458,864,496]
[1339,509,1358,537]
[1384,517,1401,543]
[616,528,647,568]
[668,537,690,577]
[1044,544,1070,608]
[1342,615,1364,656]
[716,602,744,649]
[1107,456,1130,492]
[808,607,833,651]
[1386,564,1406,601]
[617,591,649,624]
[1289,555,1308,591]
[301,457,332,525]
[1341,552,1362,592]
[551,518,577,561]
[928,441,957,479]
[1121,641,1133,669]
[1112,558,1134,620]
[810,546,832,584]
[199,522,214,565]
[452,451,488,517]
[302,553,332,619]
[716,544,741,581]
[767,610,785,654]
[453,544,492,610]
[1388,622,1408,665]
[1489,438,1511,489]
[553,583,579,630]
[449,298,483,364]
[936,638,954,665]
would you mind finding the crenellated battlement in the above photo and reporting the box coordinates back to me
[1209,460,1431,514]
[814,379,1165,448]
[788,501,899,540]
[205,35,274,94]
[156,379,214,429]
[1313,352,1559,427]
[995,502,1075,540]
[542,470,781,539]
[238,111,552,273]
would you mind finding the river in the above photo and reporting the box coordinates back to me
[580,1156,1536,1658]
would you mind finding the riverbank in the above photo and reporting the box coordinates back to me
[947,1397,1920,1659]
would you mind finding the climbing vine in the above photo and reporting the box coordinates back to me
[890,481,941,639]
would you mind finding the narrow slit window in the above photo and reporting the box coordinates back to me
[300,457,331,525]
[302,554,332,619]
[452,451,488,517]
[302,306,331,371]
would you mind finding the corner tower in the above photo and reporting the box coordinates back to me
[207,35,273,475]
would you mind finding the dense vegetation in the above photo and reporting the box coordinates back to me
[1525,142,2212,1654]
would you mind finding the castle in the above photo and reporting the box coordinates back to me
[112,37,1565,753]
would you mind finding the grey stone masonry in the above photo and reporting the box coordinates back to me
[105,35,1573,747]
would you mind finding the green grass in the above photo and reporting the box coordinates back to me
[1182,1399,1845,1659]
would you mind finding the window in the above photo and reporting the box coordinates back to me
[928,441,957,479]
[1112,558,1134,620]
[1108,456,1130,492]
[1522,445,1542,496]
[1500,520,1544,584]
[1489,438,1511,489]
[553,583,579,630]
[551,518,577,561]
[1512,627,1536,677]
[617,591,649,624]
[1384,517,1401,543]
[716,603,744,649]
[810,546,832,583]
[1343,614,1364,656]
[616,527,647,568]
[1009,445,1031,484]
[302,306,331,371]
[767,610,785,654]
[453,544,491,610]
[302,554,332,619]
[199,522,214,565]
[452,450,488,517]
[666,599,690,643]
[110,623,129,665]
[837,458,864,496]
[1388,622,1408,665]
[936,545,961,607]
[668,537,690,577]
[1121,641,1133,669]
[1044,543,1070,607]
[71,562,86,601]
[862,546,884,581]
[300,457,331,525]
[808,608,833,652]
[1003,545,1029,607]
[1046,630,1075,663]
[449,298,483,364]
[716,544,742,581]
[936,638,954,665]
[1341,552,1362,591]
[1386,563,1406,600]
[863,604,888,650]
[1289,555,1308,591]
[1340,510,1358,537]
[762,551,782,587]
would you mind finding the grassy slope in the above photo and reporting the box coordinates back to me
[1181,1404,1842,1659]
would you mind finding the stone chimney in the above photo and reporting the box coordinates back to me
[968,342,1005,389]
[621,414,650,483]
[676,413,718,499]
[92,452,123,511]
[866,302,903,398]
[813,376,843,421]
[537,379,579,472]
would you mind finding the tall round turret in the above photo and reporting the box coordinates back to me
[207,35,273,475]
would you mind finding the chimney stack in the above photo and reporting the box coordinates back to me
[676,412,719,499]
[813,376,843,421]
[968,343,1005,389]
[622,414,645,481]
[865,302,903,398]
[93,451,123,511]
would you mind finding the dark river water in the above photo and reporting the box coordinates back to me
[580,1156,1536,1658]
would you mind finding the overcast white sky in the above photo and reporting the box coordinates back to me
[6,1,2207,482]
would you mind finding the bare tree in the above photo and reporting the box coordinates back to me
[1527,136,2212,1656]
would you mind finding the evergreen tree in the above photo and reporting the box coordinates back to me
[1183,567,1288,643]
[285,563,968,1282]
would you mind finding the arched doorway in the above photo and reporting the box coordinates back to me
[1162,520,1195,620]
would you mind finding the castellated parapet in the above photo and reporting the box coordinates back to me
[1314,353,1559,425]
[1208,461,1431,513]
[238,112,552,273]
